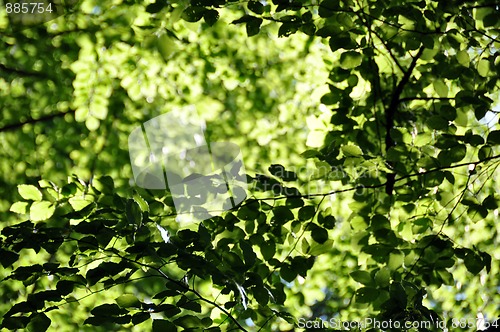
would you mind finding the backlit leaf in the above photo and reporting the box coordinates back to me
[30,201,55,221]
[18,184,42,201]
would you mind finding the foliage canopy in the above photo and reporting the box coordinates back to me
[1,0,500,331]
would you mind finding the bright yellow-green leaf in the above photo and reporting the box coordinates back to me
[456,50,470,67]
[85,116,100,131]
[375,267,391,287]
[340,51,362,69]
[478,59,489,77]
[341,144,363,157]
[414,132,431,147]
[350,215,369,231]
[388,251,404,270]
[69,197,93,211]
[10,201,29,214]
[75,107,89,122]
[116,294,141,308]
[18,184,43,201]
[30,201,55,221]
[433,80,448,97]
[157,34,178,60]
[308,239,333,255]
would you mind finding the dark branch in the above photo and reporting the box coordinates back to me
[245,153,500,202]
[384,46,425,195]
[0,63,52,79]
[0,109,75,133]
[399,96,453,103]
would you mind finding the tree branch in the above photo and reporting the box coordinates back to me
[64,237,249,331]
[244,153,500,202]
[0,109,75,133]
[0,63,52,79]
[399,96,453,103]
[114,250,249,332]
[384,46,425,195]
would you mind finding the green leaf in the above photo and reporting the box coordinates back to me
[182,6,206,22]
[437,270,454,286]
[339,51,362,69]
[92,176,114,194]
[371,214,390,230]
[438,144,466,164]
[464,251,484,275]
[133,191,149,212]
[433,79,448,97]
[282,171,298,181]
[246,17,263,36]
[319,0,340,17]
[253,286,269,305]
[91,304,127,316]
[179,300,202,313]
[355,287,379,303]
[301,23,316,36]
[237,205,259,220]
[388,251,404,270]
[61,183,77,197]
[427,115,448,130]
[298,205,315,221]
[2,316,29,329]
[26,313,51,332]
[146,1,167,13]
[272,206,294,222]
[320,92,341,105]
[477,59,489,77]
[268,164,285,177]
[341,144,363,157]
[126,199,142,224]
[10,201,29,214]
[260,241,275,261]
[482,194,498,210]
[308,239,333,255]
[152,319,176,331]
[412,217,432,234]
[68,197,93,212]
[280,264,297,282]
[79,236,99,252]
[248,1,264,14]
[30,201,55,221]
[173,315,202,328]
[301,149,321,158]
[350,270,372,285]
[375,267,391,287]
[487,130,500,145]
[0,248,20,268]
[203,9,219,26]
[319,214,336,229]
[389,282,407,307]
[286,197,304,209]
[310,224,328,244]
[278,21,300,37]
[240,240,257,266]
[329,32,356,52]
[132,312,150,325]
[456,50,470,67]
[116,294,141,308]
[18,184,42,201]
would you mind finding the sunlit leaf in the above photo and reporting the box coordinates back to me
[18,185,42,201]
